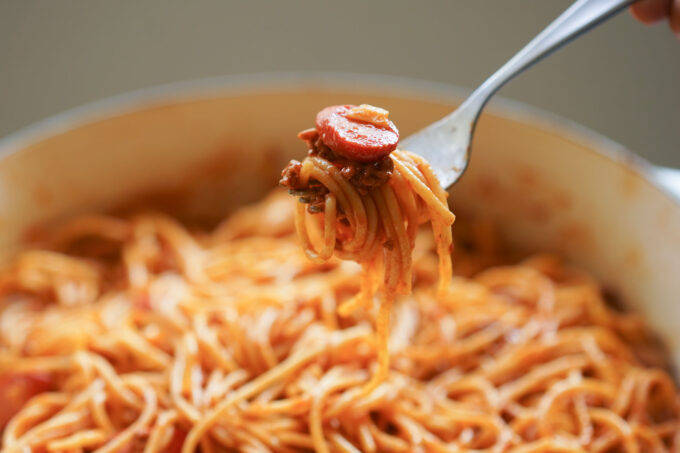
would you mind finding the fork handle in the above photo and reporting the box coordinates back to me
[456,0,637,122]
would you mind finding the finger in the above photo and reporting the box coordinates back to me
[630,0,672,24]
[670,0,680,38]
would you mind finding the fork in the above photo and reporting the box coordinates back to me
[402,0,637,189]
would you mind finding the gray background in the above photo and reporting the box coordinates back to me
[1,1,678,166]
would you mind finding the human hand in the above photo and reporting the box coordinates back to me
[631,0,680,37]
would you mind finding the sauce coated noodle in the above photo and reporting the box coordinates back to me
[0,189,677,452]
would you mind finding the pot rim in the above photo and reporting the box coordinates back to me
[0,71,677,205]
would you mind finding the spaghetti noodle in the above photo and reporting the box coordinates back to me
[0,194,678,452]
[0,105,678,452]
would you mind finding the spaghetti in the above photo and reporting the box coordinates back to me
[280,105,455,390]
[0,105,678,452]
[0,194,678,452]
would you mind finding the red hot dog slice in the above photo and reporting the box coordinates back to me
[315,105,399,162]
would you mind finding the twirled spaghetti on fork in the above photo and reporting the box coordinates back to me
[281,104,455,390]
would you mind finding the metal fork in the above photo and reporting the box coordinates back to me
[402,0,636,189]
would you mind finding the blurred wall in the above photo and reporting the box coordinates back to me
[1,0,678,166]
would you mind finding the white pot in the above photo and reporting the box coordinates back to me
[0,73,678,366]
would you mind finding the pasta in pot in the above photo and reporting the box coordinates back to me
[0,193,677,452]
[0,104,678,452]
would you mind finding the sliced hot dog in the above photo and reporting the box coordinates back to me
[315,104,399,162]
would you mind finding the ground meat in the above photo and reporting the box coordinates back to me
[344,157,393,191]
[280,127,394,213]
[280,159,328,213]
[279,159,303,190]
